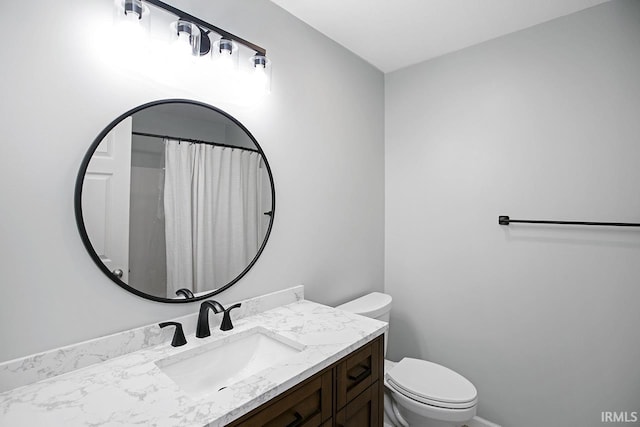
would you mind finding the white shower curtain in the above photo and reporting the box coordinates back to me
[164,139,262,296]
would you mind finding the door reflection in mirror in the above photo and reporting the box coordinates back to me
[82,117,133,284]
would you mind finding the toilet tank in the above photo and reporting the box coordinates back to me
[336,292,392,322]
[336,292,392,356]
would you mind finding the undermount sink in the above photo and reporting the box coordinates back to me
[155,327,304,399]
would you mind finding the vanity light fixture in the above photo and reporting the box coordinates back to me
[250,53,272,95]
[123,0,143,18]
[169,20,201,58]
[113,0,271,92]
[114,0,150,40]
[212,38,239,75]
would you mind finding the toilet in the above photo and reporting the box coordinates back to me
[336,292,477,427]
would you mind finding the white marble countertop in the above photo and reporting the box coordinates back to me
[0,300,386,427]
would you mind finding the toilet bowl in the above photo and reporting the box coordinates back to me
[336,293,477,427]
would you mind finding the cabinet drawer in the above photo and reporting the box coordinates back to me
[335,381,380,427]
[227,371,332,427]
[336,335,383,409]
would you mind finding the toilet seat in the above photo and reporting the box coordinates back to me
[386,358,478,410]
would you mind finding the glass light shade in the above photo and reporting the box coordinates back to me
[113,0,150,43]
[211,38,239,76]
[169,21,201,59]
[249,54,272,95]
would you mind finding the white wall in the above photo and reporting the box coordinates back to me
[0,0,384,362]
[385,1,640,426]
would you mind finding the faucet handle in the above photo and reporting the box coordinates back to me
[220,303,242,331]
[159,322,187,347]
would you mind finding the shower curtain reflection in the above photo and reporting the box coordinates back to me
[163,139,263,297]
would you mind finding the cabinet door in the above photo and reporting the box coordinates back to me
[335,381,380,427]
[336,336,383,409]
[226,370,332,427]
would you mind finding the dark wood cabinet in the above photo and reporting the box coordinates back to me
[336,335,382,410]
[335,382,380,427]
[227,370,332,427]
[226,335,384,427]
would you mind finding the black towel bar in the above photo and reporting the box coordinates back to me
[498,215,640,227]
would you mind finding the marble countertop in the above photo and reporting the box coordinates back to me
[0,300,386,427]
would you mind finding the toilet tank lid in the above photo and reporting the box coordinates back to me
[336,292,392,319]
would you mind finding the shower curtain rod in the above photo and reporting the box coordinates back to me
[132,131,260,153]
[498,215,640,227]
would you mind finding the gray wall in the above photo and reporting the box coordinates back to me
[385,1,640,426]
[0,0,384,362]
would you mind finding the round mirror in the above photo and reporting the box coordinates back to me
[75,99,275,303]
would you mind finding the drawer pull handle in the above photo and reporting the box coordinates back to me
[285,411,304,427]
[348,365,371,383]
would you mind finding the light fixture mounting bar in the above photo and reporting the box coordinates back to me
[144,0,267,55]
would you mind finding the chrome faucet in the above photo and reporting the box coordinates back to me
[196,300,242,338]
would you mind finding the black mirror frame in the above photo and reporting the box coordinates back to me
[74,99,276,303]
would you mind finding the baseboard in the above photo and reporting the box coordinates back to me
[467,415,501,427]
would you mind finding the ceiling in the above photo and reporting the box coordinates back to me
[269,0,612,73]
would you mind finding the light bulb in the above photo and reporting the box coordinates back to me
[172,31,192,57]
[252,66,268,90]
[120,11,144,39]
[113,0,150,56]
[212,38,239,78]
[169,21,201,61]
[218,52,233,74]
[249,54,272,95]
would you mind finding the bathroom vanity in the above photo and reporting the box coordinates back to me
[0,289,386,427]
[227,335,383,426]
